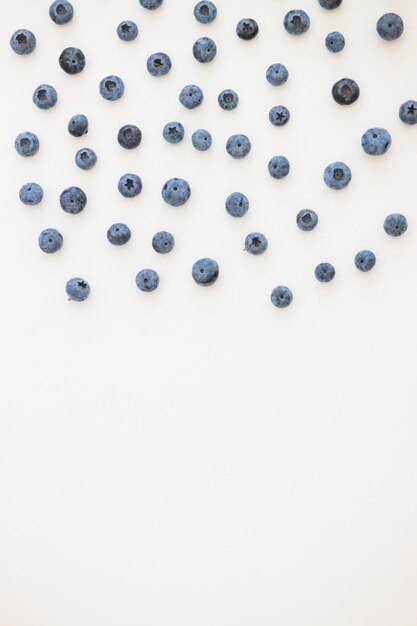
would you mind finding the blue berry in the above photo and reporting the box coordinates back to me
[236,18,259,40]
[161,178,191,207]
[318,0,342,8]
[192,129,212,151]
[152,231,175,254]
[68,114,88,137]
[179,84,204,109]
[49,1,74,24]
[218,89,239,111]
[107,223,131,246]
[283,10,310,36]
[147,52,171,77]
[332,77,360,105]
[225,192,249,218]
[384,213,408,237]
[139,0,163,9]
[32,84,58,110]
[60,186,87,214]
[192,258,219,286]
[315,262,335,282]
[99,75,125,101]
[19,182,43,205]
[323,161,351,190]
[163,121,185,144]
[296,209,318,231]
[117,124,142,149]
[193,37,217,63]
[377,13,404,41]
[66,278,90,301]
[266,63,289,86]
[38,228,63,253]
[226,134,251,159]
[59,47,86,75]
[325,31,345,52]
[245,232,268,255]
[10,29,36,55]
[271,285,293,308]
[15,131,39,157]
[269,105,290,126]
[361,128,391,156]
[136,269,159,292]
[117,20,138,41]
[399,100,417,125]
[354,250,376,272]
[75,148,97,170]
[268,155,290,179]
[194,1,217,24]
[118,173,142,198]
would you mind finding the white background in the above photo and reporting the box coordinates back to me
[1,0,417,624]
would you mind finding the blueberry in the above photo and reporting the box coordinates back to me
[269,105,290,127]
[139,0,163,9]
[271,285,293,308]
[384,213,408,237]
[117,20,138,41]
[296,209,318,231]
[99,75,125,101]
[218,89,239,111]
[315,262,335,282]
[161,178,191,207]
[117,124,142,149]
[66,278,90,301]
[266,63,289,86]
[118,173,142,198]
[68,114,88,137]
[146,52,172,77]
[244,232,268,255]
[318,0,342,9]
[179,85,204,109]
[60,186,87,214]
[10,29,36,55]
[152,231,175,254]
[135,269,159,292]
[49,1,74,24]
[226,134,251,159]
[332,77,360,105]
[268,155,290,179]
[236,18,259,40]
[75,148,97,170]
[59,47,86,75]
[194,1,217,24]
[38,228,63,253]
[15,131,39,157]
[325,31,345,53]
[107,223,131,246]
[192,258,219,286]
[225,192,249,218]
[399,100,417,125]
[193,37,217,63]
[283,10,310,36]
[32,84,58,110]
[361,128,392,156]
[323,161,351,190]
[377,13,404,41]
[192,129,212,151]
[163,121,185,144]
[354,250,376,272]
[19,182,43,205]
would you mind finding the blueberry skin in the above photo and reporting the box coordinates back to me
[136,269,159,292]
[161,178,191,207]
[361,128,392,156]
[318,0,342,9]
[332,77,360,105]
[75,148,97,170]
[283,10,310,36]
[354,250,376,272]
[268,155,290,179]
[225,192,249,218]
[192,258,219,287]
[315,262,335,283]
[139,0,163,9]
[269,105,290,127]
[194,1,217,24]
[296,209,318,231]
[399,100,417,125]
[118,173,142,198]
[60,186,87,214]
[146,52,172,77]
[19,182,43,205]
[32,84,58,110]
[68,114,88,137]
[377,13,404,41]
[218,89,239,111]
[152,231,175,254]
[192,129,212,151]
[66,278,90,301]
[179,85,204,109]
[245,232,268,256]
[193,37,217,63]
[49,1,74,25]
[107,223,131,246]
[117,125,142,149]
[15,132,39,157]
[99,75,125,101]
[384,213,408,237]
[163,121,184,144]
[38,228,63,253]
[10,29,36,55]
[271,285,293,308]
[117,20,138,41]
[226,134,251,159]
[325,31,345,53]
[323,162,351,190]
[236,18,259,40]
[266,63,289,86]
[59,47,86,75]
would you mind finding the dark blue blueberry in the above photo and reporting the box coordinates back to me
[117,20,138,41]
[38,228,63,253]
[146,52,171,77]
[399,100,417,125]
[377,13,404,41]
[139,0,163,9]
[332,77,360,105]
[135,269,159,292]
[268,155,290,179]
[323,161,351,190]
[152,231,175,254]
[283,10,310,36]
[66,277,90,301]
[75,148,97,170]
[266,63,289,86]
[354,250,376,272]
[192,258,219,286]
[225,192,249,218]
[318,0,342,8]
[59,47,86,74]
[49,1,74,24]
[68,114,88,137]
[32,84,58,110]
[384,213,408,237]
[10,29,36,55]
[107,223,131,246]
[325,31,345,52]
[236,18,259,40]
[245,232,268,255]
[361,128,391,156]
[161,178,191,207]
[19,182,43,205]
[99,75,125,101]
[179,85,204,109]
[226,134,251,159]
[269,105,290,126]
[194,1,217,24]
[163,121,185,144]
[218,89,239,111]
[315,262,335,283]
[193,37,217,63]
[192,129,212,151]
[117,124,142,149]
[296,209,318,231]
[15,131,39,157]
[118,173,142,198]
[60,186,87,214]
[271,285,293,308]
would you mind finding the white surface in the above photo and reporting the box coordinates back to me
[1,1,417,624]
